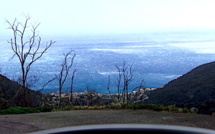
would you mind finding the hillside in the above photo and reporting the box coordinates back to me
[145,61,215,114]
[0,74,42,110]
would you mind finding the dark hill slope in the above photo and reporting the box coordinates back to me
[0,74,42,110]
[146,61,215,114]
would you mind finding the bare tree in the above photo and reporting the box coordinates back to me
[6,16,55,105]
[7,17,55,87]
[129,79,145,104]
[107,75,111,94]
[122,62,134,104]
[70,69,76,104]
[115,62,134,104]
[85,86,97,106]
[38,77,56,92]
[56,50,76,107]
[115,65,122,101]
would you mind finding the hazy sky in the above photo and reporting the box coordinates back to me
[1,0,215,35]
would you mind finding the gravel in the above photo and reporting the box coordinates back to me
[0,110,214,134]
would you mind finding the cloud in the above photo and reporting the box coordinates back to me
[90,48,147,54]
[98,71,118,75]
[170,42,215,54]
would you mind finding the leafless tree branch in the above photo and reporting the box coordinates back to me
[38,77,56,92]
[7,17,55,88]
[56,50,76,108]
[115,61,134,104]
[6,16,55,106]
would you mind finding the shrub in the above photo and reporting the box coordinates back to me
[167,105,178,111]
[38,104,53,112]
[0,107,40,115]
[107,105,121,109]
[62,106,75,111]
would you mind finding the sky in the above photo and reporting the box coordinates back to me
[1,0,215,36]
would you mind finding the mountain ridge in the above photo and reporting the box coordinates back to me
[0,74,42,110]
[145,61,215,114]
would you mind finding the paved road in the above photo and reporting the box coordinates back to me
[0,110,214,134]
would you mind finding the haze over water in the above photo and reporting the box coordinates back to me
[1,31,215,93]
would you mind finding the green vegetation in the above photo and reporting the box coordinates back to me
[0,107,40,115]
[56,104,192,113]
[0,104,53,115]
[0,104,192,115]
[38,104,53,112]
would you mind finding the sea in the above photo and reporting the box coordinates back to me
[1,30,215,93]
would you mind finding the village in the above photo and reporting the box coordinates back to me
[42,88,156,108]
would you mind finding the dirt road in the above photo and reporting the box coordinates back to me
[0,110,214,134]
